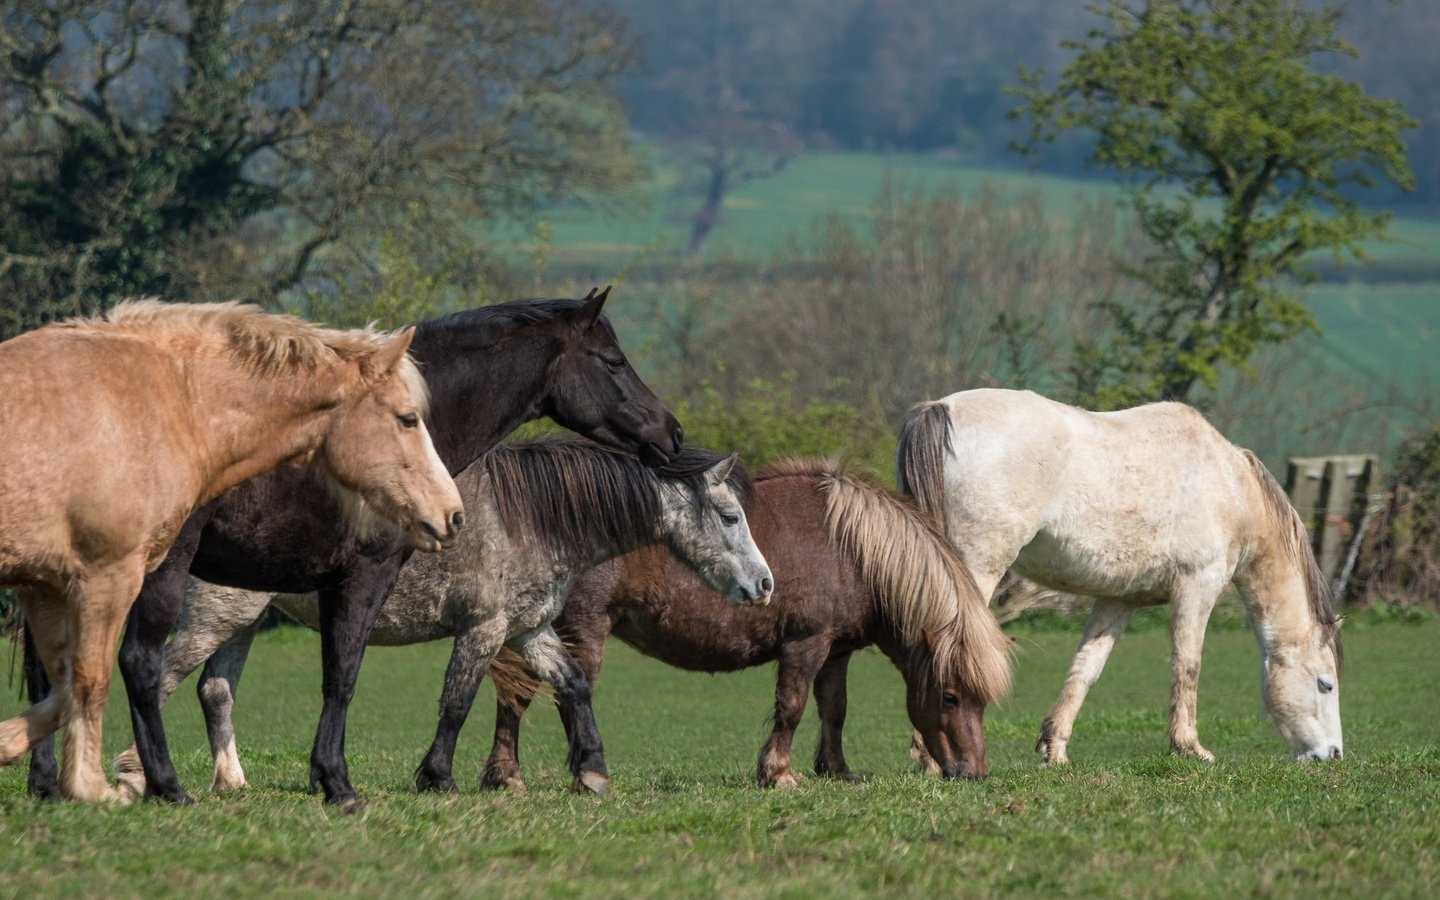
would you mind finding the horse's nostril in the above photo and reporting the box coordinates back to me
[1331,747,1343,761]
[760,575,773,595]
[450,510,465,533]
[672,425,684,452]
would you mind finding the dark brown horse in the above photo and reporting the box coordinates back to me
[481,459,1012,788]
[26,288,683,810]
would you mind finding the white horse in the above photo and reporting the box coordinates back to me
[897,388,1343,764]
[113,439,773,798]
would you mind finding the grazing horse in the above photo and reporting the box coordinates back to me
[897,388,1344,765]
[27,288,683,810]
[0,301,463,802]
[112,439,773,796]
[478,458,1013,789]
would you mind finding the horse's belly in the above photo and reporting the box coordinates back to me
[1013,531,1177,602]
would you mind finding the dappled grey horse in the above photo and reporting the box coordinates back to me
[113,438,772,797]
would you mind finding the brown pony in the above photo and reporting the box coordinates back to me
[0,300,463,801]
[482,458,1012,788]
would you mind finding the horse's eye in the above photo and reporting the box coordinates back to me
[942,692,960,709]
[604,356,626,372]
[1317,677,1334,694]
[720,511,740,527]
[397,412,420,429]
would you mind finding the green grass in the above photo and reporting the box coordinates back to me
[1,614,1436,896]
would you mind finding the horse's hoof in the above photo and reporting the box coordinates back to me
[329,795,367,815]
[415,772,458,794]
[573,772,609,796]
[1174,744,1216,763]
[480,769,526,792]
[761,770,801,789]
[1037,746,1069,766]
[28,785,64,803]
[148,786,196,806]
[209,777,248,794]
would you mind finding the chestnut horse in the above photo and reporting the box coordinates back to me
[26,288,683,809]
[897,388,1344,765]
[480,458,1012,788]
[113,439,772,797]
[0,300,462,801]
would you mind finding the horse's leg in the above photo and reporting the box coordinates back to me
[199,619,263,792]
[513,625,609,795]
[116,537,204,805]
[312,563,401,811]
[1168,578,1223,762]
[62,558,147,801]
[415,622,503,793]
[812,652,857,782]
[0,591,69,772]
[758,636,831,788]
[480,693,533,791]
[23,628,62,800]
[480,632,608,791]
[1037,597,1133,766]
[113,583,271,798]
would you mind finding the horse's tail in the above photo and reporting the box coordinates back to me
[896,400,954,535]
[820,465,1011,703]
[1240,449,1343,672]
[487,647,548,713]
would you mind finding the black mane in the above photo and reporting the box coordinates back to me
[485,438,749,550]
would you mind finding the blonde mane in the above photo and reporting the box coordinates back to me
[66,299,429,413]
[759,458,1013,703]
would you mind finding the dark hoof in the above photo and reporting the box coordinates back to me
[572,771,608,796]
[150,788,197,806]
[415,771,458,794]
[28,782,64,802]
[479,767,526,792]
[826,770,859,784]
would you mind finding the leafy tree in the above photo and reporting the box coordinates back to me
[1013,0,1415,406]
[0,0,641,337]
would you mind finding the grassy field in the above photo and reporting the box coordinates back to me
[1,611,1436,896]
[505,150,1440,268]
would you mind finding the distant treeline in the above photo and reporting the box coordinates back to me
[611,0,1440,208]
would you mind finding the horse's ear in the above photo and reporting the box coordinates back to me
[573,285,610,331]
[707,453,738,486]
[368,327,415,376]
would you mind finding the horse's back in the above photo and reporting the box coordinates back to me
[935,389,1252,599]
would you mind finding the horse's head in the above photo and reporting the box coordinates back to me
[319,328,463,552]
[659,451,773,606]
[540,287,683,467]
[902,633,989,780]
[1262,623,1343,761]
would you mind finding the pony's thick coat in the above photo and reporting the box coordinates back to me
[481,458,1013,788]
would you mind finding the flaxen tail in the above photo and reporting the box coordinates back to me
[487,648,548,713]
[896,401,954,535]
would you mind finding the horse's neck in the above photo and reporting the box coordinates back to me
[413,327,553,475]
[1237,538,1315,654]
[190,361,359,503]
